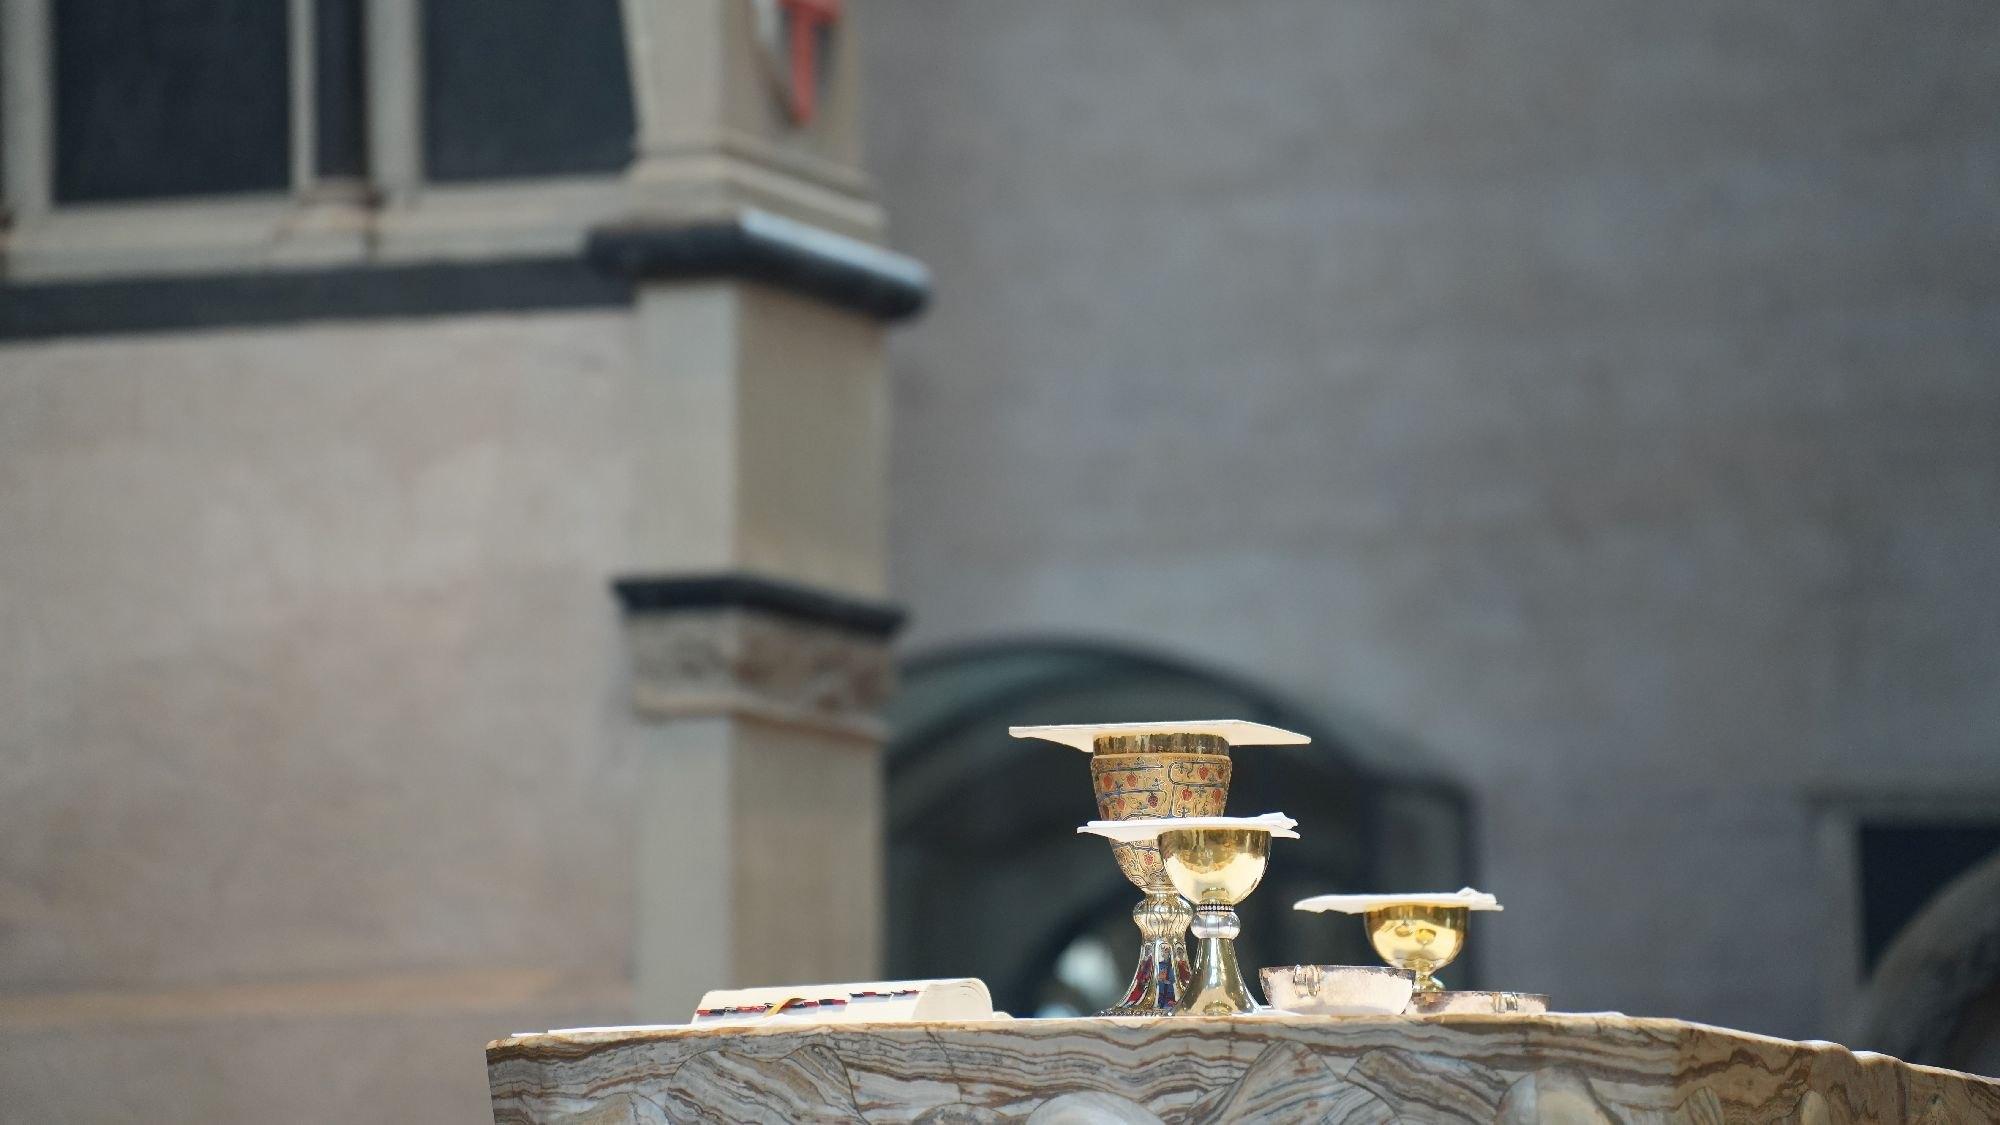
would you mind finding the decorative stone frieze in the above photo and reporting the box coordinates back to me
[614,573,904,740]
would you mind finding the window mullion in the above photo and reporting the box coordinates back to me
[290,0,317,195]
[365,0,422,206]
[0,0,53,221]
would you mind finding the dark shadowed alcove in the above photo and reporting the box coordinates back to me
[1857,849,2000,1076]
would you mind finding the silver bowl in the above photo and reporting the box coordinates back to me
[1409,990,1549,1015]
[1258,965,1415,1016]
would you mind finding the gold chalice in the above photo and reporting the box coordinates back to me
[1082,814,1300,1016]
[1293,888,1503,996]
[1363,904,1467,994]
[1017,722,1308,1017]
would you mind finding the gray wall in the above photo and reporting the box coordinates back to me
[865,2,2000,1038]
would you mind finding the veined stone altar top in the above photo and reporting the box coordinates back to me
[486,1013,2000,1123]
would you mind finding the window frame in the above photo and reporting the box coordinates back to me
[0,0,629,282]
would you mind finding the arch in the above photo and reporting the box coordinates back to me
[1857,850,2000,1074]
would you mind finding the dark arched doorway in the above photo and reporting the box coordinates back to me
[1857,851,2000,1076]
[884,637,1474,1016]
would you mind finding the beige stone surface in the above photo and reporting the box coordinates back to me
[0,311,642,993]
[1,12,899,1125]
[632,713,885,1023]
[726,722,884,988]
[1,971,625,1125]
[0,311,649,1118]
[620,0,881,236]
[615,237,894,1031]
[0,292,898,1115]
[487,1014,2000,1123]
[627,283,889,596]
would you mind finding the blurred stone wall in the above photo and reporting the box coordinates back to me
[0,12,1993,1121]
[0,311,640,1118]
[865,1,2000,1038]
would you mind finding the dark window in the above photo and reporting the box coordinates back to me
[54,0,290,202]
[314,0,367,178]
[1859,822,2000,973]
[422,0,634,182]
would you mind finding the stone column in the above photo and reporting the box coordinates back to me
[596,0,925,1020]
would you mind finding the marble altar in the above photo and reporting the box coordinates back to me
[486,1013,2000,1123]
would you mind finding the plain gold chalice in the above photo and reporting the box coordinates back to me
[1162,826,1273,1015]
[1363,903,1467,994]
[1293,888,1504,997]
[1082,813,1299,1016]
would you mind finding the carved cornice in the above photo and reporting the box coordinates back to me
[614,573,904,741]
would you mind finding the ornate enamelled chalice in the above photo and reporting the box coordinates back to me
[1082,814,1299,1015]
[1013,721,1309,1016]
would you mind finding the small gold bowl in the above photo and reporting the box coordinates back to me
[1259,965,1415,1016]
[1364,903,1469,995]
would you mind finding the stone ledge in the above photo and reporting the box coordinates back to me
[487,1014,2000,1123]
[613,573,905,639]
[585,209,930,321]
[0,256,628,341]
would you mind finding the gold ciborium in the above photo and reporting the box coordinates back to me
[1082,814,1299,1016]
[1364,904,1467,994]
[1293,888,1503,996]
[1016,722,1309,1016]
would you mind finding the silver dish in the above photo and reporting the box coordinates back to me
[1408,990,1548,1015]
[1258,965,1415,1016]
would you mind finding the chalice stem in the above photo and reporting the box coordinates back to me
[1100,891,1193,1016]
[1178,904,1260,1015]
[1412,961,1442,993]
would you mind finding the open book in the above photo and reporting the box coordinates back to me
[524,978,1001,1037]
[691,978,999,1026]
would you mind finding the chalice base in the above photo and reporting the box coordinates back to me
[1099,892,1194,1017]
[1100,934,1192,1017]
[1178,933,1261,1016]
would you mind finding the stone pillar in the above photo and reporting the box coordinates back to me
[597,0,925,1021]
